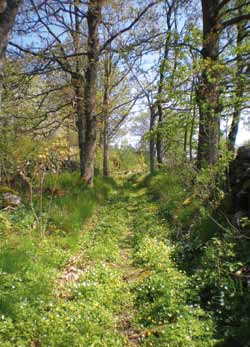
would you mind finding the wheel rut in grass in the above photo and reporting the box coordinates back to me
[116,188,152,347]
[117,203,141,346]
[55,186,150,346]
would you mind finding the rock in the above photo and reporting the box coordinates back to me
[0,192,21,209]
[61,159,79,172]
[9,173,30,192]
[230,145,250,230]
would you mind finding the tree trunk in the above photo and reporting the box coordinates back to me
[73,0,86,176]
[82,0,102,186]
[156,56,166,165]
[156,4,173,166]
[188,77,195,161]
[228,14,246,152]
[197,0,221,168]
[74,76,85,176]
[102,48,111,177]
[149,106,156,174]
[189,105,196,161]
[103,117,109,177]
[0,0,22,110]
[184,121,188,157]
[156,104,163,165]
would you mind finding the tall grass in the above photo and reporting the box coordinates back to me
[42,172,115,233]
[0,172,115,325]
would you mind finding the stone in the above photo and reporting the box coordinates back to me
[230,145,250,230]
[61,159,79,172]
[0,192,21,209]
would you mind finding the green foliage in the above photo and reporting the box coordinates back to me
[144,164,250,346]
[106,146,147,175]
[130,197,216,347]
[41,172,115,234]
[1,167,249,347]
[0,173,121,347]
[142,309,215,347]
[0,186,17,194]
[134,237,173,270]
[147,173,185,214]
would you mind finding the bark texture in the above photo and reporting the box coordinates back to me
[73,0,86,176]
[156,48,167,166]
[82,0,102,186]
[0,0,22,109]
[102,49,111,177]
[74,74,86,176]
[197,0,249,168]
[149,105,156,174]
[197,0,221,168]
[103,117,109,177]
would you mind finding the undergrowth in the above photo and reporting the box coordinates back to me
[128,190,216,347]
[0,172,119,347]
[1,170,249,347]
[142,168,250,347]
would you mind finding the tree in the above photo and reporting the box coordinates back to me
[72,0,87,181]
[9,0,158,185]
[98,43,139,177]
[81,0,102,186]
[102,47,111,177]
[156,0,176,166]
[228,5,248,151]
[0,0,22,109]
[196,0,221,168]
[197,0,250,168]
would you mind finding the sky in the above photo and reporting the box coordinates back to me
[236,116,250,146]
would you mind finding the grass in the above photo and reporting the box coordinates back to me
[43,172,115,233]
[0,172,119,346]
[139,169,250,347]
[1,171,247,346]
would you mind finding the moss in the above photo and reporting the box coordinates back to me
[0,186,18,195]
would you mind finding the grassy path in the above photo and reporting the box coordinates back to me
[54,181,215,347]
[55,183,161,346]
[0,180,216,347]
[75,184,150,347]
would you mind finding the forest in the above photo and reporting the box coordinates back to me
[0,0,249,346]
